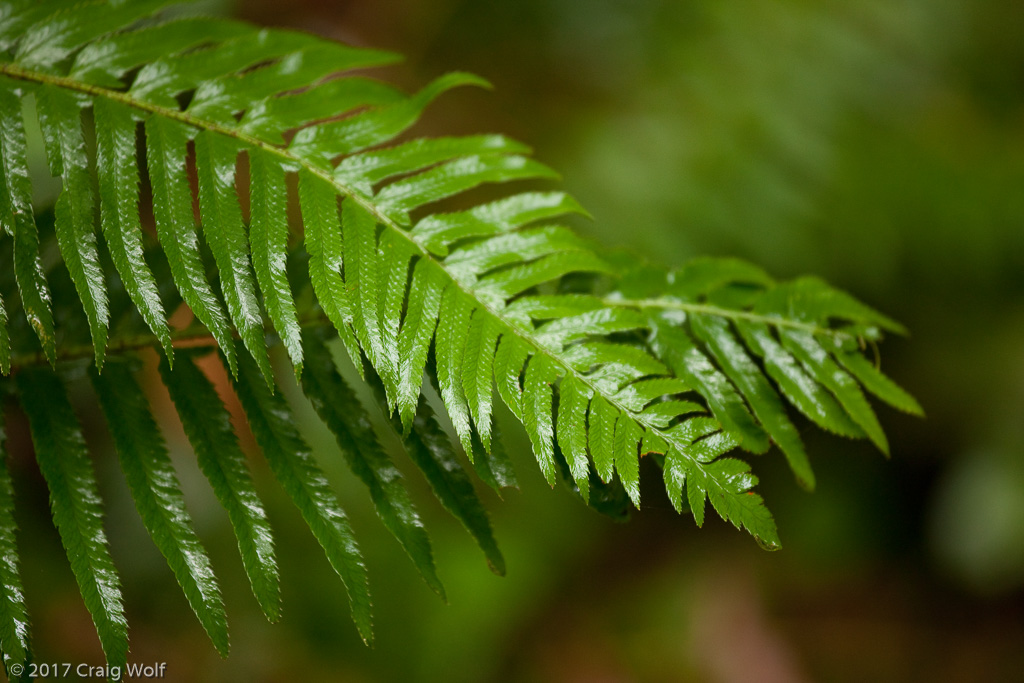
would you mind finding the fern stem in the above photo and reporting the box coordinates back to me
[7,312,333,370]
[601,296,852,340]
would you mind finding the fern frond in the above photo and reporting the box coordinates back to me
[0,0,921,659]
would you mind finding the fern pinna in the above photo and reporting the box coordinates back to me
[0,0,920,670]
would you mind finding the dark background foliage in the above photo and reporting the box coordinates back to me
[8,0,1023,680]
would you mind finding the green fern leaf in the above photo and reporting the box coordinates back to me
[376,229,417,412]
[649,318,771,455]
[248,147,303,372]
[413,191,588,257]
[474,250,613,304]
[0,0,47,52]
[556,375,593,503]
[734,319,864,438]
[612,376,693,413]
[446,227,590,285]
[468,423,518,494]
[0,410,29,673]
[230,352,373,644]
[129,29,329,108]
[374,375,504,576]
[395,259,445,430]
[780,329,888,453]
[291,72,489,165]
[703,458,779,550]
[69,17,250,89]
[0,0,915,553]
[94,96,173,358]
[0,83,54,364]
[639,399,705,428]
[561,341,667,394]
[535,306,647,347]
[240,76,403,145]
[375,155,558,225]
[194,131,271,382]
[613,413,643,508]
[684,457,707,526]
[13,0,165,71]
[301,337,444,600]
[435,286,475,454]
[522,353,561,486]
[686,315,814,489]
[15,369,127,669]
[493,333,530,422]
[144,115,238,373]
[158,355,280,622]
[462,309,500,453]
[335,135,530,192]
[620,256,921,495]
[587,395,618,484]
[35,86,108,365]
[757,276,906,335]
[91,362,229,656]
[186,44,393,125]
[344,198,388,386]
[298,168,362,372]
[662,257,773,299]
[834,349,924,417]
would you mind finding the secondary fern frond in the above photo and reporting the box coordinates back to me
[0,0,919,665]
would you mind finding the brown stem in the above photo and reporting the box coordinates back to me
[6,312,333,371]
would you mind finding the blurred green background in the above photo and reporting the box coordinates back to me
[7,0,1024,680]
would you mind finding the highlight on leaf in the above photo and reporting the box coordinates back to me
[0,0,919,667]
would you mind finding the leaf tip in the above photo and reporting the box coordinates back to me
[486,555,507,577]
[212,634,230,659]
[356,619,375,647]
